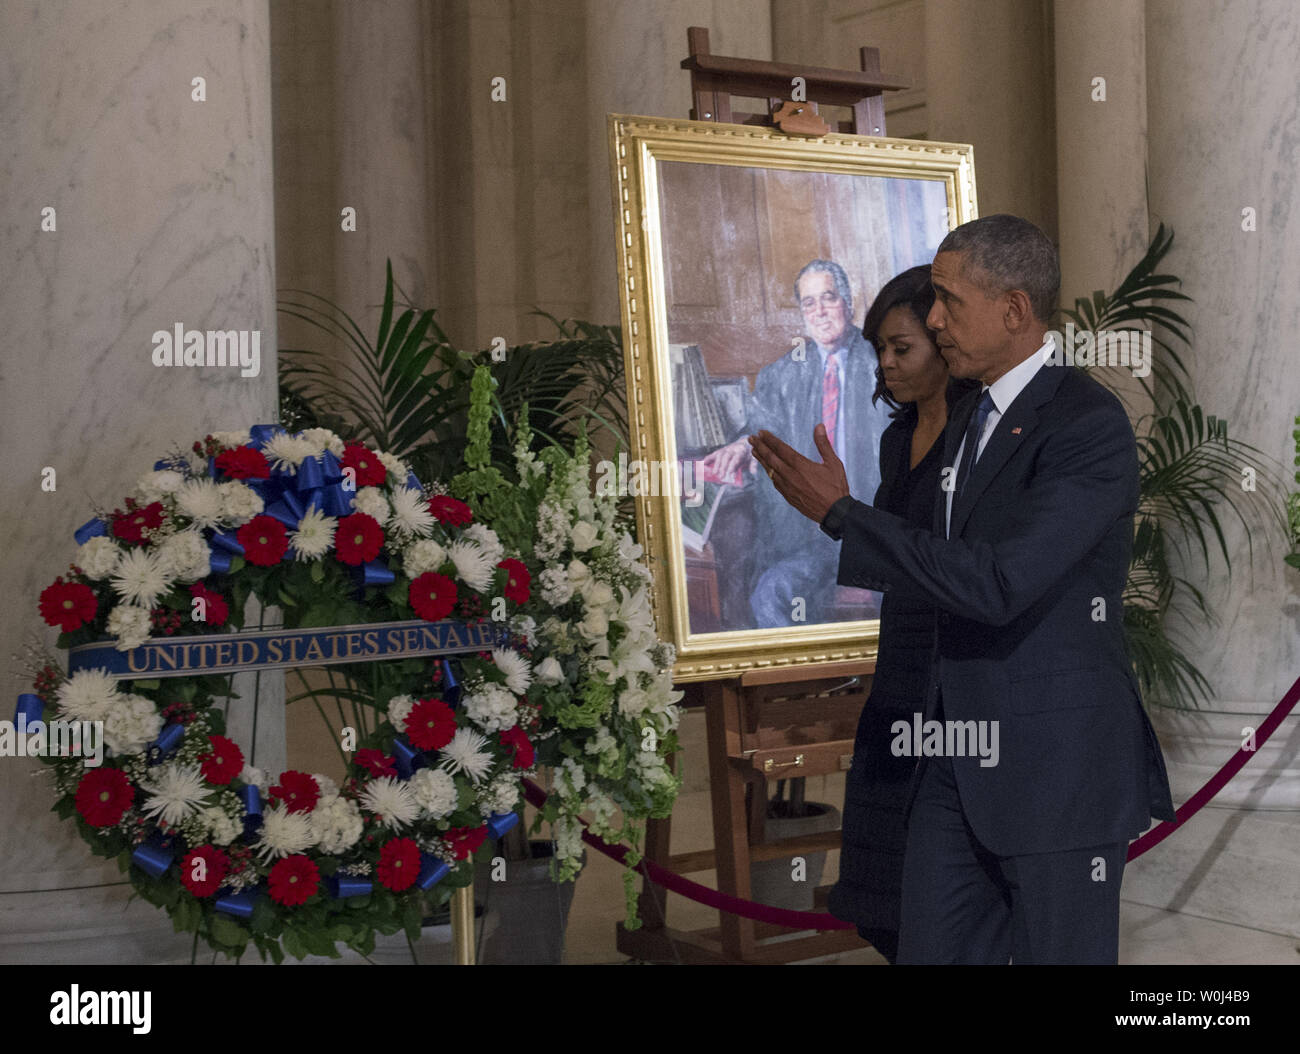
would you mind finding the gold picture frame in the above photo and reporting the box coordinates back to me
[608,114,977,682]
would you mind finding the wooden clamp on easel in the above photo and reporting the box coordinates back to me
[614,28,908,966]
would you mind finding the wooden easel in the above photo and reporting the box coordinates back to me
[615,28,908,966]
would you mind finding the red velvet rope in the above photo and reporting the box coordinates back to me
[524,673,1300,930]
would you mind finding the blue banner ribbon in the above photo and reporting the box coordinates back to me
[487,812,519,840]
[416,854,450,891]
[441,659,461,705]
[146,722,185,764]
[391,736,424,780]
[208,550,232,575]
[328,874,373,899]
[210,530,245,556]
[14,693,43,725]
[214,888,259,919]
[67,618,511,680]
[74,517,107,545]
[248,424,284,446]
[131,837,175,878]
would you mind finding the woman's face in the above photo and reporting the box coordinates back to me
[875,305,949,406]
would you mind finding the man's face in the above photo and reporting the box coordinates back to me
[926,251,1010,382]
[797,269,849,349]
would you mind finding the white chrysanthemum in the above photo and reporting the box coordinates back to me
[210,430,252,450]
[202,806,242,847]
[218,481,264,525]
[154,529,210,582]
[438,727,494,784]
[463,524,503,564]
[410,767,458,819]
[102,692,163,755]
[261,432,319,473]
[388,486,435,539]
[310,795,363,853]
[359,776,420,830]
[537,566,573,606]
[376,450,409,483]
[352,487,389,523]
[106,605,152,652]
[462,682,518,734]
[448,539,494,592]
[140,763,210,827]
[110,549,171,610]
[301,427,345,457]
[491,647,532,695]
[402,538,447,578]
[289,507,336,560]
[76,536,122,580]
[175,478,225,529]
[56,668,120,722]
[534,656,565,686]
[256,802,317,860]
[387,694,416,729]
[478,773,520,815]
[135,469,186,505]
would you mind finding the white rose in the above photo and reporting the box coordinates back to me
[579,608,610,639]
[534,656,565,685]
[582,579,614,609]
[570,520,599,553]
[566,559,592,589]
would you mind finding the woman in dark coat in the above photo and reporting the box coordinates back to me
[826,264,978,962]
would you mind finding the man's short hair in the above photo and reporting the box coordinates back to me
[793,259,853,318]
[937,214,1060,323]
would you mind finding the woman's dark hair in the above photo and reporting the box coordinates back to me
[862,263,979,418]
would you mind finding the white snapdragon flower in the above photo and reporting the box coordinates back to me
[537,567,573,606]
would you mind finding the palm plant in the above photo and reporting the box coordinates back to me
[278,262,628,484]
[1060,225,1290,707]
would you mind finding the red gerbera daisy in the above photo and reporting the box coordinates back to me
[199,735,244,786]
[74,767,134,827]
[341,443,388,488]
[355,748,397,778]
[376,837,421,892]
[188,582,230,627]
[404,697,457,751]
[112,501,165,544]
[214,445,271,480]
[443,825,488,861]
[180,845,229,898]
[268,770,321,814]
[497,558,531,604]
[409,572,457,622]
[499,724,535,769]
[236,514,289,566]
[334,512,384,566]
[39,580,98,632]
[428,495,473,526]
[268,854,320,906]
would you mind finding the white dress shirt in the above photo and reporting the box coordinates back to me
[945,338,1053,537]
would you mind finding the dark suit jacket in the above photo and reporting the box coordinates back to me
[827,361,1175,856]
[747,327,890,565]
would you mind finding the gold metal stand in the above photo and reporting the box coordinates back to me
[451,881,475,964]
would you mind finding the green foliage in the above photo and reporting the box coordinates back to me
[1064,225,1290,707]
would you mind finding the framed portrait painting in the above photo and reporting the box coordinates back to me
[607,114,977,681]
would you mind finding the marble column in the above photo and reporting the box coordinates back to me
[1121,0,1300,940]
[0,0,281,962]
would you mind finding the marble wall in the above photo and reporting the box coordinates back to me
[1120,0,1300,938]
[0,0,281,961]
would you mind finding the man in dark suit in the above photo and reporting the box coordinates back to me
[749,214,1174,964]
[703,259,888,628]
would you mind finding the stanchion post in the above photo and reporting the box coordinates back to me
[452,880,475,964]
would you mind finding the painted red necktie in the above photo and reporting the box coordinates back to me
[821,350,840,451]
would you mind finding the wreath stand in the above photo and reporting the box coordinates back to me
[615,28,906,965]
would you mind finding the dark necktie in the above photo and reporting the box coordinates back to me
[956,390,996,499]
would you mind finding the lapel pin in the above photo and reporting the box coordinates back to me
[1011,427,1022,435]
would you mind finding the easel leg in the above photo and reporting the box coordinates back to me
[705,680,754,959]
[452,881,475,965]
